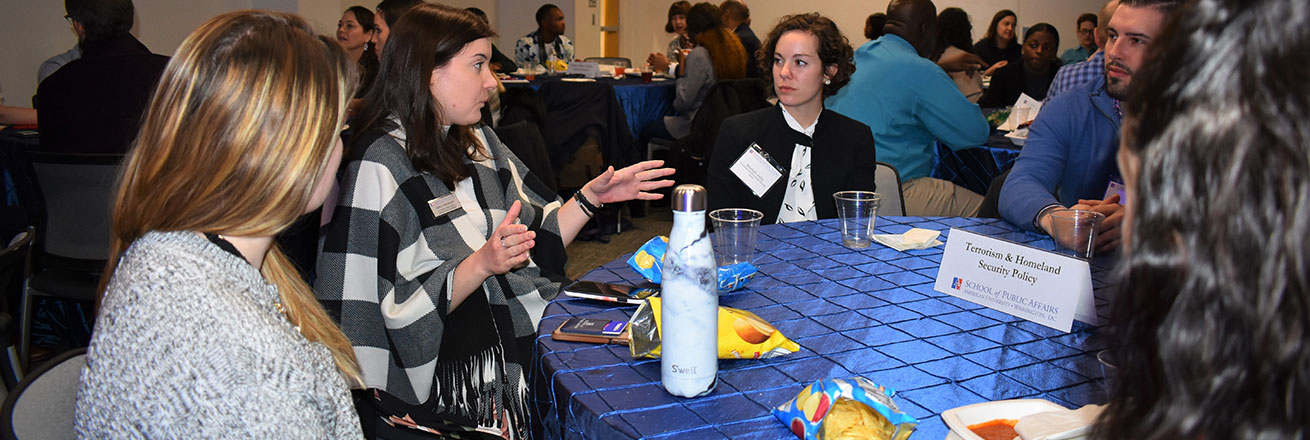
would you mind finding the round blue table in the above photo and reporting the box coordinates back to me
[532,217,1116,439]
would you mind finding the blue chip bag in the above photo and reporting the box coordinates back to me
[627,236,668,284]
[773,377,918,440]
[627,235,757,292]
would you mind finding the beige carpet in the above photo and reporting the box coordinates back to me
[564,208,673,280]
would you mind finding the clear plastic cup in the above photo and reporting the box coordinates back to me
[833,191,882,248]
[1048,209,1105,259]
[708,208,764,266]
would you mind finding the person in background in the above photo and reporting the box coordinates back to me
[0,106,37,126]
[999,0,1179,251]
[972,10,1019,69]
[935,7,984,102]
[515,3,573,68]
[642,2,746,142]
[864,12,887,41]
[708,13,874,224]
[1045,0,1118,103]
[1099,0,1310,437]
[665,1,693,60]
[1060,13,1098,65]
[338,6,378,97]
[465,7,518,74]
[316,4,672,438]
[720,0,760,77]
[37,45,81,84]
[978,23,1060,106]
[827,0,989,217]
[372,0,421,59]
[37,0,168,154]
[74,11,362,437]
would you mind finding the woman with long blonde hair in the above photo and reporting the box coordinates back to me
[75,11,364,437]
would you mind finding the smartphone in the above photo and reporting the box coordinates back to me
[551,318,630,344]
[562,280,659,305]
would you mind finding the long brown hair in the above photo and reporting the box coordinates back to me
[103,10,363,386]
[687,2,746,80]
[350,3,496,187]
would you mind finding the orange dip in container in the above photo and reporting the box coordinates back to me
[967,418,1019,440]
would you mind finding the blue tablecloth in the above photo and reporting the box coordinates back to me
[504,76,675,140]
[931,134,1023,196]
[533,217,1116,439]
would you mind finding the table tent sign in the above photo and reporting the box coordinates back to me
[566,61,601,78]
[933,228,1096,332]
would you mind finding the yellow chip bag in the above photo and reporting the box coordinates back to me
[629,297,799,359]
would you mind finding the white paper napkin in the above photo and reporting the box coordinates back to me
[872,228,943,251]
[999,93,1043,131]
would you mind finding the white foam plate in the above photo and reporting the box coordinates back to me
[941,398,1068,440]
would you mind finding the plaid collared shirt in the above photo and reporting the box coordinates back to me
[1044,50,1105,104]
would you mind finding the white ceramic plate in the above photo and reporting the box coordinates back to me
[1005,129,1028,147]
[941,398,1068,440]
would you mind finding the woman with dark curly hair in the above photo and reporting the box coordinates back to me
[707,13,874,224]
[1098,0,1310,437]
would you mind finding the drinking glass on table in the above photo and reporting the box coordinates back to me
[709,208,763,266]
[1047,209,1105,259]
[833,191,881,248]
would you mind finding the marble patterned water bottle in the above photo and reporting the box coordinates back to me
[660,184,718,397]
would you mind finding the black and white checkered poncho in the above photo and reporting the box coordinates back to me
[315,121,567,439]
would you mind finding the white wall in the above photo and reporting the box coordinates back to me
[1,0,1101,105]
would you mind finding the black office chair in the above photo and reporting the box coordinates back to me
[0,347,86,440]
[0,226,34,390]
[582,57,632,68]
[20,152,122,370]
[648,78,771,186]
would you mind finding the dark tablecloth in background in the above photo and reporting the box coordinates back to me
[503,76,675,144]
[533,216,1115,439]
[931,133,1023,196]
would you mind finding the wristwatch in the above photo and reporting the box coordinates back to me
[1034,204,1064,233]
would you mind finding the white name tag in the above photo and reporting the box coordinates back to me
[566,61,601,78]
[729,143,784,198]
[934,228,1097,332]
[427,194,461,219]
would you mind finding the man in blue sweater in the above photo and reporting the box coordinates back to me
[827,0,989,217]
[999,0,1177,251]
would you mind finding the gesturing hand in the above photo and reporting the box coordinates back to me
[583,160,676,205]
[472,201,536,277]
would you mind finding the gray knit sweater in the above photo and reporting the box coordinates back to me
[74,231,362,438]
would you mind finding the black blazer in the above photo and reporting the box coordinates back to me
[708,106,877,224]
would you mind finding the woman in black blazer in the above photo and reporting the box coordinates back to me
[708,13,875,224]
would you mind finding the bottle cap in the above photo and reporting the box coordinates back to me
[672,184,706,212]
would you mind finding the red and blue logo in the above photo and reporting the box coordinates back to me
[952,277,963,290]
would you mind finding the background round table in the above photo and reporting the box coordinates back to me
[533,216,1116,439]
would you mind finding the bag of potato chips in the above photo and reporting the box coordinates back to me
[627,236,757,292]
[773,377,918,440]
[629,297,799,359]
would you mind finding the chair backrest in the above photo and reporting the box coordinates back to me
[875,162,907,216]
[0,227,34,309]
[582,57,632,68]
[493,121,558,193]
[684,78,771,160]
[24,152,123,271]
[0,347,86,440]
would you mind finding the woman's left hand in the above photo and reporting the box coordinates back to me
[583,160,676,204]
